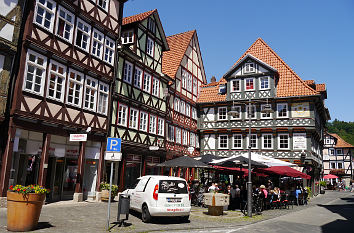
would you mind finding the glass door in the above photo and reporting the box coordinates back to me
[63,159,78,199]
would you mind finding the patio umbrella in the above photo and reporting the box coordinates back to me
[194,154,223,164]
[210,155,269,168]
[156,155,210,168]
[256,166,311,179]
[323,174,338,179]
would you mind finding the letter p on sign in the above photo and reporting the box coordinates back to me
[106,138,121,152]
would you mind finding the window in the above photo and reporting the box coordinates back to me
[218,107,227,120]
[219,135,228,149]
[277,103,288,118]
[23,50,47,95]
[193,78,198,95]
[278,134,289,150]
[133,67,142,88]
[117,104,128,126]
[330,162,336,169]
[245,78,254,91]
[329,149,335,155]
[325,138,331,144]
[260,77,269,89]
[147,17,156,34]
[91,29,104,59]
[157,118,164,136]
[190,132,195,147]
[146,37,154,56]
[176,128,181,144]
[230,106,241,120]
[248,134,257,149]
[187,73,192,92]
[34,0,56,32]
[152,78,159,96]
[149,115,157,134]
[174,98,180,112]
[122,30,134,44]
[66,69,83,106]
[185,103,191,117]
[139,111,148,132]
[196,135,200,148]
[231,80,241,92]
[244,62,255,73]
[97,82,109,115]
[104,37,115,65]
[336,149,343,155]
[97,0,109,11]
[75,19,91,51]
[123,61,133,83]
[192,107,197,120]
[180,101,186,115]
[56,6,74,42]
[84,76,98,111]
[168,125,175,142]
[47,60,66,102]
[337,162,344,169]
[233,134,242,149]
[129,108,138,129]
[263,134,273,149]
[182,70,187,89]
[246,105,256,119]
[143,72,151,92]
[261,104,272,119]
[182,130,188,146]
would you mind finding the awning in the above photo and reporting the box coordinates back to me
[255,166,311,179]
[323,174,338,179]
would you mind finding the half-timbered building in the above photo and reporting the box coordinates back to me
[323,133,353,185]
[197,38,330,194]
[111,10,171,190]
[0,0,126,204]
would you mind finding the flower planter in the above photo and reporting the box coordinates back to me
[7,191,45,232]
[101,189,115,201]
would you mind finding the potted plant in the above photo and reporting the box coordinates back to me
[319,181,327,194]
[7,184,50,232]
[100,182,118,201]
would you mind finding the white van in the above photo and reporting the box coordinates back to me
[122,175,191,223]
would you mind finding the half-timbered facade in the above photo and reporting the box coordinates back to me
[323,133,353,185]
[197,38,330,194]
[162,30,206,160]
[112,10,171,190]
[0,0,126,203]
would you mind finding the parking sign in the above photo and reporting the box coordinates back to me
[106,138,121,152]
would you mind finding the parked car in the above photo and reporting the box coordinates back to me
[122,175,191,223]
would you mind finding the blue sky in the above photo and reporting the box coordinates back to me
[124,0,354,122]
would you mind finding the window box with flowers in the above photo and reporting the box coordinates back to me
[7,185,50,232]
[100,182,119,201]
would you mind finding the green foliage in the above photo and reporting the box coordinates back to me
[327,119,354,146]
[319,181,327,187]
[305,186,312,198]
[9,185,50,194]
[100,182,119,196]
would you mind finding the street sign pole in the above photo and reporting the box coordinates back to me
[107,162,114,231]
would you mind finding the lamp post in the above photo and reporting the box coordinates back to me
[228,97,273,217]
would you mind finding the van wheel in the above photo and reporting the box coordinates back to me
[142,205,152,223]
[180,215,189,223]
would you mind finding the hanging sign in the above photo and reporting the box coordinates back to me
[69,134,87,142]
[293,133,306,150]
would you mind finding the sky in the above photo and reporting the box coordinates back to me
[124,0,354,122]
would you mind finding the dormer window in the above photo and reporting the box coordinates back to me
[147,18,156,34]
[219,84,226,94]
[122,30,134,44]
[244,62,255,73]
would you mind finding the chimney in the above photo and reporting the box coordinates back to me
[210,76,216,83]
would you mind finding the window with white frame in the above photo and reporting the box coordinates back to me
[168,125,174,142]
[34,0,56,32]
[196,135,200,148]
[66,69,83,107]
[56,6,74,42]
[218,107,227,120]
[231,80,241,92]
[233,134,242,149]
[157,118,164,136]
[147,17,156,34]
[84,76,98,111]
[278,134,289,149]
[246,105,256,119]
[129,108,139,129]
[245,78,254,91]
[117,104,128,126]
[176,127,181,144]
[190,132,195,147]
[104,37,115,65]
[244,62,255,73]
[182,130,188,145]
[336,149,343,155]
[337,162,344,169]
[143,72,151,92]
[139,111,148,132]
[123,61,133,83]
[174,98,180,112]
[180,101,186,115]
[262,134,273,149]
[260,76,269,89]
[277,103,288,118]
[261,104,272,119]
[47,60,66,102]
[230,106,242,120]
[97,0,109,11]
[121,30,134,44]
[219,135,228,149]
[97,82,109,115]
[193,78,197,95]
[152,78,159,96]
[23,50,47,95]
[185,103,190,117]
[330,162,336,169]
[192,107,197,120]
[146,37,154,56]
[149,115,157,134]
[248,134,257,149]
[329,148,335,155]
[182,70,187,89]
[75,19,91,51]
[133,67,142,88]
[187,73,192,92]
[91,29,104,59]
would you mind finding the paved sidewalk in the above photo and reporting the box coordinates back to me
[0,191,349,232]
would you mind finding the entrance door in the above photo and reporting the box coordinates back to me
[83,160,98,198]
[53,158,65,201]
[63,159,78,199]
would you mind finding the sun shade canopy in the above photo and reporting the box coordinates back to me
[255,166,311,179]
[156,155,210,168]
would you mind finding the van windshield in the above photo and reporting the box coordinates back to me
[159,180,188,194]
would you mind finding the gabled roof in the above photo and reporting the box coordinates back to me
[329,133,354,148]
[162,30,195,79]
[197,78,227,103]
[231,38,319,97]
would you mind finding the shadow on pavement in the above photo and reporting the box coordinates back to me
[35,222,55,230]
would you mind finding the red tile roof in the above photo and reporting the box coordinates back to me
[122,9,156,25]
[316,84,326,92]
[329,133,354,148]
[197,78,227,103]
[162,30,195,79]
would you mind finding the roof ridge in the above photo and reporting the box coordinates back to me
[167,30,196,38]
[122,9,156,25]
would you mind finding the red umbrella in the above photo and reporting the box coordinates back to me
[323,174,338,179]
[256,166,311,179]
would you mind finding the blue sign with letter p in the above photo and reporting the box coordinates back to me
[106,138,121,152]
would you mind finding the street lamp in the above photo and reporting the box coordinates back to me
[228,98,273,217]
